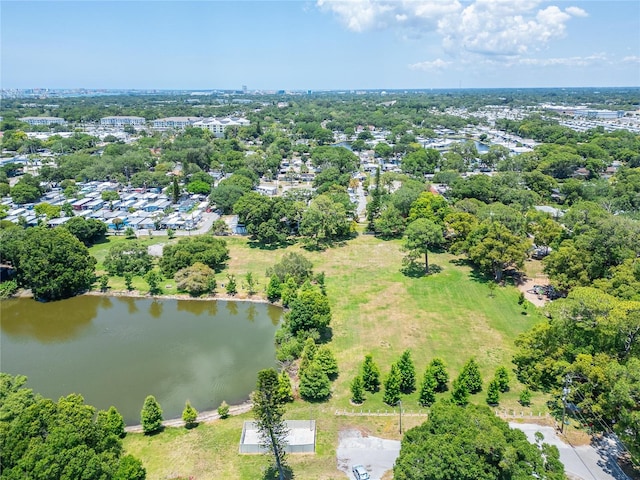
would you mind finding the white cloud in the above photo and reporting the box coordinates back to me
[318,0,588,56]
[623,55,640,64]
[511,53,608,67]
[409,58,452,71]
[565,6,588,18]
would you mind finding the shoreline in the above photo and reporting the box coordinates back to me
[124,400,254,433]
[84,288,278,306]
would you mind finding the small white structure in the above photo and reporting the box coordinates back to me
[239,420,316,454]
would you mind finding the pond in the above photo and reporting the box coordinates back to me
[0,295,282,424]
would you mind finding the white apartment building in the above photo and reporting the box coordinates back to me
[152,117,201,129]
[100,116,146,126]
[192,117,250,137]
[19,116,66,126]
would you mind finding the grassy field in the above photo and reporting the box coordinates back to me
[100,231,547,479]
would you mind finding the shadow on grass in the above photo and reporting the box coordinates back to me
[262,464,295,480]
[400,263,443,278]
[144,425,165,436]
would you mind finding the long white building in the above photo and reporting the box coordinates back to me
[20,116,66,126]
[100,116,146,126]
[152,117,201,129]
[192,117,250,137]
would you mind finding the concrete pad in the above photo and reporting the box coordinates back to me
[336,429,401,480]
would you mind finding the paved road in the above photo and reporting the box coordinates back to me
[511,423,629,480]
[355,184,367,222]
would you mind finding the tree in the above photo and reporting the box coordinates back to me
[141,395,163,434]
[267,274,282,302]
[174,262,216,296]
[299,337,317,374]
[277,372,294,403]
[494,366,510,393]
[429,358,449,392]
[225,274,237,295]
[99,275,109,292]
[172,176,180,203]
[62,215,107,246]
[361,354,381,393]
[403,218,445,274]
[97,405,125,438]
[280,276,298,307]
[124,272,134,291]
[252,369,289,480]
[397,349,416,394]
[160,236,229,277]
[451,377,469,406]
[299,194,350,248]
[101,190,120,202]
[315,345,339,379]
[286,285,331,336]
[267,252,314,285]
[245,271,257,295]
[383,363,402,406]
[218,400,230,419]
[144,270,162,295]
[113,217,125,234]
[351,375,365,404]
[374,204,406,238]
[0,375,144,480]
[419,368,437,407]
[10,176,42,204]
[519,388,532,406]
[125,226,136,239]
[16,227,96,301]
[486,379,500,405]
[459,358,483,394]
[182,401,198,428]
[299,361,331,401]
[467,221,531,282]
[104,241,153,276]
[393,402,565,480]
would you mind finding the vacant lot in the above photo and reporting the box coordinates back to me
[120,232,545,479]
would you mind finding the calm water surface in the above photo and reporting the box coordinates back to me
[0,295,282,424]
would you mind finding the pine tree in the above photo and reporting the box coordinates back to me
[429,358,449,392]
[124,272,134,291]
[459,358,483,394]
[299,338,317,374]
[361,354,381,393]
[97,406,125,438]
[383,363,402,406]
[486,379,500,405]
[267,274,282,302]
[281,276,298,307]
[451,378,469,406]
[397,349,416,394]
[419,368,437,407]
[351,375,365,404]
[519,388,532,406]
[299,361,331,401]
[182,401,198,428]
[315,345,339,379]
[141,395,163,434]
[225,274,237,295]
[252,369,288,480]
[172,177,180,204]
[494,366,510,393]
[278,372,294,403]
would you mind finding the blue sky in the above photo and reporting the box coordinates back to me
[2,0,639,90]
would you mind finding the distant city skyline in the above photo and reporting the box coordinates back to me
[2,1,639,90]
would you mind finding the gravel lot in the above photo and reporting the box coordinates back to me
[336,429,401,480]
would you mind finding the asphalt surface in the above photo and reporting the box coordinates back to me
[336,429,401,480]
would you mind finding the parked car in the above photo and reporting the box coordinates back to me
[352,464,370,480]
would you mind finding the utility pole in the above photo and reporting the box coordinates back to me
[560,375,571,434]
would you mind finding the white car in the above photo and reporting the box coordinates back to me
[352,464,370,480]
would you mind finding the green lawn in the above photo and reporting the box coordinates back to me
[106,232,546,479]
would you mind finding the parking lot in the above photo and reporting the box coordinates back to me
[336,429,401,480]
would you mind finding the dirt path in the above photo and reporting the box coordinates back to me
[517,278,549,308]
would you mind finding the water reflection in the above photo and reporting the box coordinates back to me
[267,304,282,326]
[247,304,257,322]
[0,296,99,342]
[117,296,139,314]
[148,300,163,318]
[226,301,239,316]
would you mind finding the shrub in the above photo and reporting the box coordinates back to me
[217,400,230,419]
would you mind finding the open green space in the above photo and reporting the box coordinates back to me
[114,231,546,479]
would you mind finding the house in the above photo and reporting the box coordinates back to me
[71,198,92,211]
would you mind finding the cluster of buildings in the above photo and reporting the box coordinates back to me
[2,181,210,232]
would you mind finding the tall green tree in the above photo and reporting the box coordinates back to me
[419,367,438,407]
[397,349,416,394]
[459,358,483,394]
[383,363,402,406]
[361,354,381,393]
[141,395,163,434]
[403,218,445,274]
[351,375,365,404]
[182,401,198,428]
[429,358,450,392]
[252,369,289,480]
[299,361,331,401]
